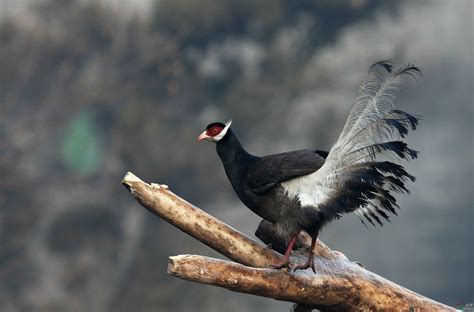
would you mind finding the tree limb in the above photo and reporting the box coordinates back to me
[121,171,279,267]
[122,171,454,311]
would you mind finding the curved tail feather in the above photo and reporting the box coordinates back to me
[281,61,421,227]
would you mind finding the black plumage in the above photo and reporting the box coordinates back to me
[198,61,421,272]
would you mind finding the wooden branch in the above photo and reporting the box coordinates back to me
[122,172,454,311]
[167,255,451,311]
[121,171,280,267]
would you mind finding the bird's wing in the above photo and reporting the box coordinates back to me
[246,150,327,194]
[281,62,421,226]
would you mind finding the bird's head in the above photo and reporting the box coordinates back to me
[197,119,232,143]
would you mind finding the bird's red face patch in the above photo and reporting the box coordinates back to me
[198,120,231,142]
[206,125,224,137]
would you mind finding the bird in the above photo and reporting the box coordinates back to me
[197,61,421,272]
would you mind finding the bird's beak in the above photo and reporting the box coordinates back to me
[197,131,210,142]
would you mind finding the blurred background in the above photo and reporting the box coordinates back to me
[0,0,472,311]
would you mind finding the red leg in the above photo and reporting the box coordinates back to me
[271,234,299,269]
[293,234,318,273]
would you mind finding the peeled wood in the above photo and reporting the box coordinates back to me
[122,172,454,311]
[121,171,280,267]
[167,255,450,311]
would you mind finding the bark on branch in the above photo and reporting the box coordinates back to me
[122,171,454,311]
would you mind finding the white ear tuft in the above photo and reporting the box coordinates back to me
[212,119,232,142]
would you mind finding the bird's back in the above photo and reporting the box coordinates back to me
[235,150,327,229]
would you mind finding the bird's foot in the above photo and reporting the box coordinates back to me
[270,259,290,270]
[292,259,316,273]
[270,234,299,270]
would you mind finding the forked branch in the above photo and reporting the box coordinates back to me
[122,172,453,311]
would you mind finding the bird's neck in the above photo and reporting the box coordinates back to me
[216,129,256,190]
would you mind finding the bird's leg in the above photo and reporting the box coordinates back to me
[270,233,299,269]
[292,233,318,273]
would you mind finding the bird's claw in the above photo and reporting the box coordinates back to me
[271,263,289,270]
[292,260,316,273]
[270,260,290,270]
